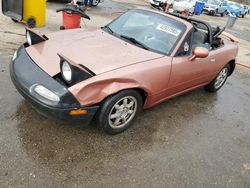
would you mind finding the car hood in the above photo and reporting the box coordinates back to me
[26,28,163,76]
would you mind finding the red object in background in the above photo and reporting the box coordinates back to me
[180,11,189,17]
[62,11,81,29]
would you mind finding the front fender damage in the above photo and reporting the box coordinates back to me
[68,78,148,107]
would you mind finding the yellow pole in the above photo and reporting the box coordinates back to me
[22,0,46,27]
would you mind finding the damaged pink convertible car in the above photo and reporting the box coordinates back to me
[10,9,238,134]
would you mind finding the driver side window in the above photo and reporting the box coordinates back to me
[176,31,192,57]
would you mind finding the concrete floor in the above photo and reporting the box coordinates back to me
[0,0,250,187]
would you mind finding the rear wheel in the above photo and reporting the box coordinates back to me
[205,64,230,92]
[97,90,143,135]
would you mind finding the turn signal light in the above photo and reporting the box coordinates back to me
[69,109,87,116]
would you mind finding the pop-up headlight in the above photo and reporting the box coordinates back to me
[26,28,48,46]
[58,54,95,86]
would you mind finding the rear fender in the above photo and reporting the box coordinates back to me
[221,31,239,43]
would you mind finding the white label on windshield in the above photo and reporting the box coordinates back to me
[156,24,181,37]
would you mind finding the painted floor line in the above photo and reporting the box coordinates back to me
[236,63,250,70]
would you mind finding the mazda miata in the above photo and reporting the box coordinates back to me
[10,9,239,134]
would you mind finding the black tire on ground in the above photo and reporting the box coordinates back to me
[205,64,230,92]
[221,11,226,17]
[60,26,65,30]
[210,10,216,16]
[242,14,244,18]
[26,17,36,28]
[11,18,19,23]
[91,0,100,6]
[97,90,143,135]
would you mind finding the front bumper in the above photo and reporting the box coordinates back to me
[203,7,214,12]
[10,45,99,125]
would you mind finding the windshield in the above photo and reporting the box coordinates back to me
[104,9,186,55]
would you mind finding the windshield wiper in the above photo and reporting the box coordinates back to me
[120,34,150,50]
[102,25,114,34]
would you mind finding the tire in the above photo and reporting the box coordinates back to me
[60,26,65,30]
[242,14,244,18]
[221,11,226,17]
[205,64,230,92]
[161,3,166,12]
[97,90,143,135]
[11,18,19,23]
[26,17,36,28]
[91,0,100,6]
[210,10,216,16]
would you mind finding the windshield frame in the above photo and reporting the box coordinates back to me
[102,9,187,56]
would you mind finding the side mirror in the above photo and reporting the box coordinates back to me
[189,47,209,61]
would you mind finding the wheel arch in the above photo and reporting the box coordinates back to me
[227,59,236,76]
[131,88,148,105]
[100,87,149,107]
[70,78,151,107]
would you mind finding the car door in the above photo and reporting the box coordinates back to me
[166,30,216,96]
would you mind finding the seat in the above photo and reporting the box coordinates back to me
[192,30,208,47]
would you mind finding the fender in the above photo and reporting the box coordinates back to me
[69,78,150,107]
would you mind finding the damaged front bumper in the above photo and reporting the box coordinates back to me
[10,45,99,125]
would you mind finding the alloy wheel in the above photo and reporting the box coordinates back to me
[108,96,137,129]
[214,67,228,89]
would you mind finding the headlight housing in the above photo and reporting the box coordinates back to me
[58,54,95,86]
[61,61,72,82]
[26,28,48,46]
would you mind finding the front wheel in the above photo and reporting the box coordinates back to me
[210,10,215,16]
[91,0,100,6]
[97,90,143,135]
[221,11,226,17]
[205,64,230,92]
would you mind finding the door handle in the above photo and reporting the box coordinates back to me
[210,59,216,62]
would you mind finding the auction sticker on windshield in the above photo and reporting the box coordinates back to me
[156,24,181,37]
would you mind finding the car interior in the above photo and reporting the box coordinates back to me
[176,16,226,57]
[191,21,225,50]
